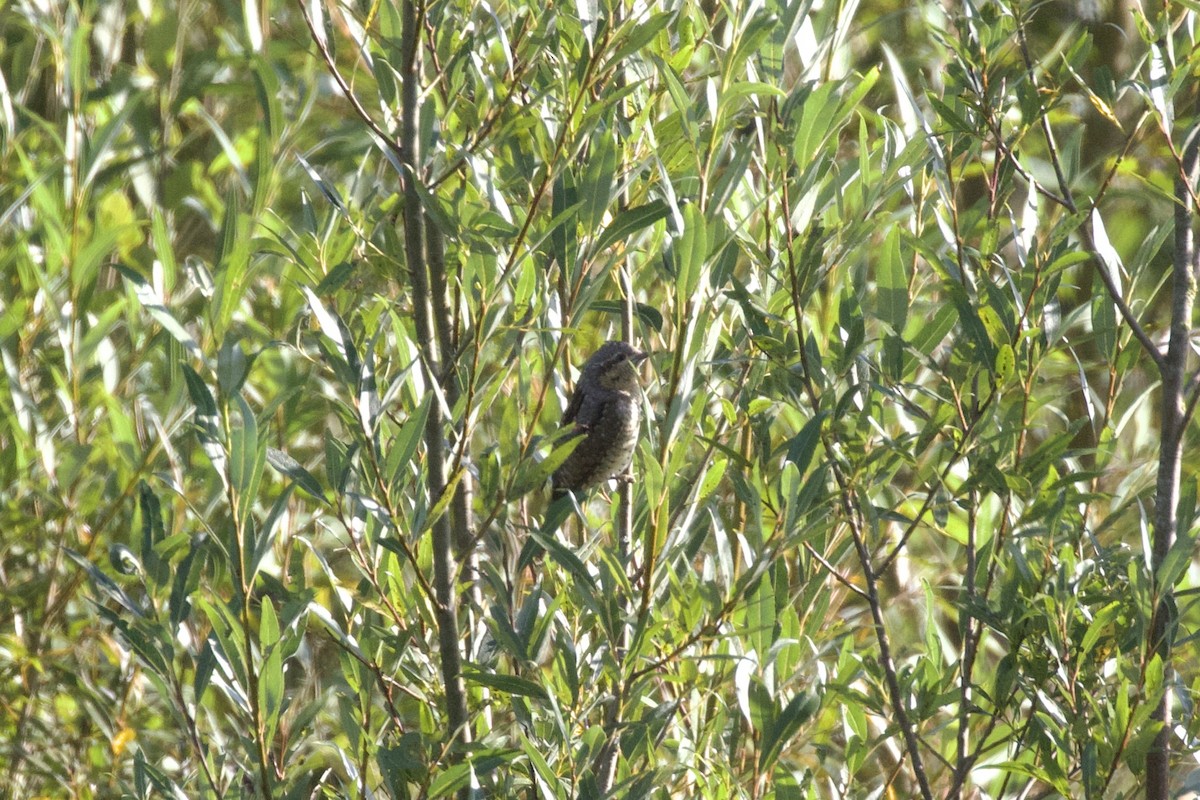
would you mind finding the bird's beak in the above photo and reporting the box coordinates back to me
[632,350,649,364]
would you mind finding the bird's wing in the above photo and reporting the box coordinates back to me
[561,383,584,426]
[569,390,608,430]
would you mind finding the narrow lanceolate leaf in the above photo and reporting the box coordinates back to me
[386,393,432,488]
[594,200,670,253]
[994,343,1015,383]
[589,300,665,332]
[1157,527,1197,591]
[1090,209,1123,292]
[759,690,820,772]
[302,285,351,364]
[427,762,475,799]
[357,328,382,437]
[217,338,249,395]
[1148,40,1172,130]
[785,412,826,478]
[65,548,144,618]
[579,132,616,231]
[249,483,295,585]
[876,226,908,333]
[792,82,839,168]
[116,264,202,360]
[675,204,708,298]
[296,152,346,213]
[258,599,284,750]
[182,365,228,487]
[229,395,265,530]
[266,447,327,504]
[462,668,549,700]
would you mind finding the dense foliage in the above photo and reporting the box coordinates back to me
[2,0,1199,797]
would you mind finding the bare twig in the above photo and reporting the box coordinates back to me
[1079,223,1166,369]
[778,144,935,800]
[296,1,404,163]
[804,542,867,600]
[1009,2,1165,369]
[595,18,638,787]
[1146,100,1200,800]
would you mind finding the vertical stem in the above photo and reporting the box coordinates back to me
[595,39,636,786]
[1146,121,1199,800]
[953,494,979,798]
[428,213,481,672]
[220,419,275,798]
[594,274,634,790]
[777,157,933,800]
[398,0,470,782]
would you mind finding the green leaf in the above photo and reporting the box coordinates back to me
[1156,528,1196,590]
[607,13,673,65]
[594,200,670,253]
[386,393,433,488]
[876,226,908,332]
[116,264,202,360]
[137,482,170,587]
[213,189,252,338]
[1078,601,1121,659]
[258,599,284,749]
[511,430,584,498]
[520,735,562,797]
[993,343,1015,383]
[550,174,578,273]
[977,305,1008,347]
[653,55,697,143]
[747,572,775,659]
[229,395,265,528]
[759,690,820,772]
[462,668,549,700]
[675,203,708,298]
[378,733,428,794]
[792,82,839,167]
[65,548,144,619]
[579,133,616,230]
[182,365,228,483]
[427,762,474,798]
[588,299,665,332]
[784,412,825,478]
[266,447,327,504]
[169,538,203,628]
[837,290,865,368]
[217,338,250,395]
[196,599,250,708]
[302,286,353,366]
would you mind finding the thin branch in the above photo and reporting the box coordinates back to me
[383,0,472,783]
[596,23,642,785]
[1007,4,1164,369]
[876,387,993,575]
[777,146,935,800]
[804,542,867,600]
[296,1,404,163]
[1079,223,1166,369]
[954,494,979,797]
[1183,368,1200,431]
[1013,5,1073,213]
[1146,89,1200,800]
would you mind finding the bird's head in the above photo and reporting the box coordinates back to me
[584,341,648,391]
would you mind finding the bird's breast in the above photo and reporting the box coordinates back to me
[553,391,641,492]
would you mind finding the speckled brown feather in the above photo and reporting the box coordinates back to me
[552,341,647,497]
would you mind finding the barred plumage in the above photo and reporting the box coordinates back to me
[551,341,647,497]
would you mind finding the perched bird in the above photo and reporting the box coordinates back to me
[551,341,648,498]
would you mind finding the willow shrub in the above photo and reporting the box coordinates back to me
[3,0,1198,797]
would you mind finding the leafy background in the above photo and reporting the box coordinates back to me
[2,0,1199,797]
